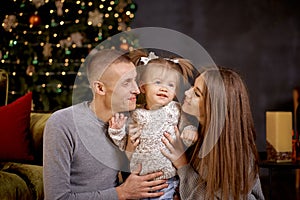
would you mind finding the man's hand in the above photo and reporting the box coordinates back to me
[161,126,188,169]
[116,164,168,200]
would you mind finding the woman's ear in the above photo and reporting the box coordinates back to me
[93,81,106,95]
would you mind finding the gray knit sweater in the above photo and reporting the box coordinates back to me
[177,164,265,200]
[43,102,129,200]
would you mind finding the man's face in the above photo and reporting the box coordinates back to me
[103,62,140,113]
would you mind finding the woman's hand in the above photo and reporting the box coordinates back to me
[161,126,188,169]
[116,164,168,200]
[181,125,198,147]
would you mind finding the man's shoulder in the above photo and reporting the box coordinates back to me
[49,102,87,122]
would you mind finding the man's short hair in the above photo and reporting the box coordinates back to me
[86,49,132,86]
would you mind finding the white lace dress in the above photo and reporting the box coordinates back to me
[129,101,180,180]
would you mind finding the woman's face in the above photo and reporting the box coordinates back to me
[182,75,206,125]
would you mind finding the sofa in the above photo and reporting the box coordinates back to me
[0,112,51,200]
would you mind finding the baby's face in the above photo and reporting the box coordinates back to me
[141,65,179,110]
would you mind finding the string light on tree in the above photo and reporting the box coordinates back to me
[29,12,41,26]
[0,0,138,111]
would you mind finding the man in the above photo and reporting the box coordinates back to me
[43,49,168,199]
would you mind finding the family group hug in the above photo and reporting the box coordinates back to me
[43,48,265,200]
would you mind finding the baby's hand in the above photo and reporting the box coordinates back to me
[181,125,198,147]
[109,113,128,129]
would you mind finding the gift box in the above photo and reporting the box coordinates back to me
[266,111,292,162]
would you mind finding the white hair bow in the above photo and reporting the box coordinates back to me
[140,52,159,65]
[140,52,179,65]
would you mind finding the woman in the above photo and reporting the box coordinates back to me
[161,67,265,200]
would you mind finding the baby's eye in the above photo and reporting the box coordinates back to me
[168,83,175,88]
[154,80,161,85]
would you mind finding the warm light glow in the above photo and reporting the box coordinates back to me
[45,72,50,76]
[87,21,92,26]
[60,21,64,25]
[99,4,104,9]
[78,10,83,14]
[65,9,69,13]
[53,33,58,37]
[50,10,54,14]
[75,19,80,23]
[88,2,93,6]
[114,13,119,18]
[38,31,42,34]
[40,42,45,46]
[108,25,113,30]
[105,13,109,18]
[76,1,80,4]
[42,84,46,87]
[107,6,112,11]
[110,1,114,5]
[126,11,131,16]
[62,71,66,75]
[45,25,49,29]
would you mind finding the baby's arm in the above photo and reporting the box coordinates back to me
[108,113,128,151]
[181,125,198,147]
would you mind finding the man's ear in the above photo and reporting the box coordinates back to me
[93,81,106,95]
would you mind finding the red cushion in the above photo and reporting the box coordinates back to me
[0,92,34,161]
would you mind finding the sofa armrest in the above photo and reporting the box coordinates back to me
[30,113,51,165]
[0,162,43,199]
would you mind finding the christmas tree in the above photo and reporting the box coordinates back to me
[0,0,138,111]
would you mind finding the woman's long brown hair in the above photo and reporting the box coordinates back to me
[189,67,259,200]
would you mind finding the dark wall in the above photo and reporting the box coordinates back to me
[131,0,300,151]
